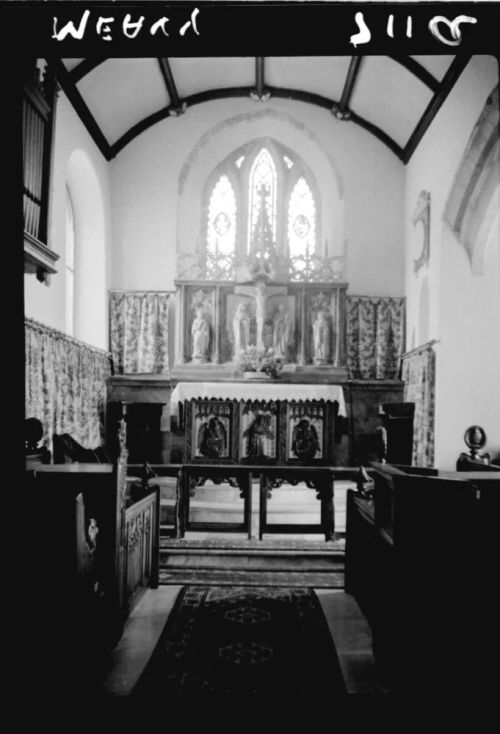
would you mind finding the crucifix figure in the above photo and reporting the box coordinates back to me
[234,279,288,356]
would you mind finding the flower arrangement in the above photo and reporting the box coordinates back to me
[234,346,283,379]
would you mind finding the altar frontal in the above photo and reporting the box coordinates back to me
[172,382,346,466]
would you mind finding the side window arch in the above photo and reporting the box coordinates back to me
[64,186,76,335]
[205,173,237,278]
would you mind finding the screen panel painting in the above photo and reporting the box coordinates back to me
[238,400,279,464]
[186,399,237,463]
[285,401,329,464]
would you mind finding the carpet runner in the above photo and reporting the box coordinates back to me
[133,585,346,697]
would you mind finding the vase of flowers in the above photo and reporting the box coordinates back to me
[234,347,283,380]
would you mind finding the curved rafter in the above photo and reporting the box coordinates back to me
[57,55,465,165]
[109,85,403,160]
[402,53,472,164]
[70,54,439,93]
[338,55,363,114]
[255,57,265,97]
[158,58,182,110]
[387,54,439,92]
[55,59,111,160]
[70,57,108,83]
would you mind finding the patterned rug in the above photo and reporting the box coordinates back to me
[133,585,346,697]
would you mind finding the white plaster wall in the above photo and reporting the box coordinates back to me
[110,97,405,296]
[24,92,113,349]
[437,220,500,467]
[404,55,500,468]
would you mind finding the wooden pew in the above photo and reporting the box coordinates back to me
[26,420,160,690]
[28,464,122,653]
[345,462,500,691]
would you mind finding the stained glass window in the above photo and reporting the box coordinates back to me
[206,174,237,278]
[195,143,320,283]
[207,175,236,256]
[247,148,277,252]
[288,177,316,264]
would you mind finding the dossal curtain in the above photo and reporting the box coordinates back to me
[25,317,112,450]
[346,296,405,379]
[109,291,171,374]
[401,342,436,467]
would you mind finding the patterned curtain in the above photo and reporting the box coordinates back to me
[109,291,171,374]
[25,318,112,450]
[346,296,405,379]
[401,342,436,467]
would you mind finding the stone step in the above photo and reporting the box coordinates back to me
[159,536,344,572]
[160,549,343,571]
[160,537,345,551]
[158,568,345,588]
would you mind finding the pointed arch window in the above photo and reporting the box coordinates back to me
[206,174,237,278]
[189,140,321,282]
[248,148,277,252]
[287,177,317,266]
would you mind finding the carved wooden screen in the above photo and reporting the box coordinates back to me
[185,399,239,464]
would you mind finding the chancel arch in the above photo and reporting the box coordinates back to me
[444,85,500,276]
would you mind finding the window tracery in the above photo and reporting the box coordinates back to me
[177,139,345,282]
[206,174,237,279]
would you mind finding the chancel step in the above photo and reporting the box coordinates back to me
[160,541,344,572]
[158,568,345,588]
[158,537,345,587]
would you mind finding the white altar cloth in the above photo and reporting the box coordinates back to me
[171,381,346,417]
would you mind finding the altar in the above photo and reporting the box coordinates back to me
[171,381,346,466]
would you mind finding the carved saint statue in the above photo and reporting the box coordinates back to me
[243,413,274,460]
[191,307,210,363]
[313,309,330,365]
[272,303,290,360]
[233,301,251,355]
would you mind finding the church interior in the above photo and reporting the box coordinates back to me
[23,51,500,698]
